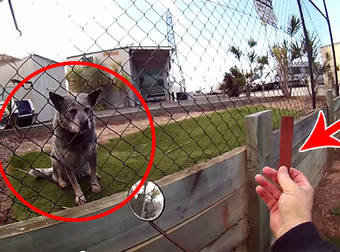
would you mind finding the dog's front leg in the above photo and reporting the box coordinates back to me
[53,159,67,188]
[64,169,86,205]
[89,152,101,194]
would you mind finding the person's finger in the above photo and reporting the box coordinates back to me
[256,186,277,210]
[262,166,278,184]
[255,174,282,200]
[289,168,312,188]
[277,166,296,191]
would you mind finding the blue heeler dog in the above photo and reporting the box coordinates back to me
[29,89,102,205]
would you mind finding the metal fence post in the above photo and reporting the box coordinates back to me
[323,0,339,96]
[245,110,273,252]
[297,0,316,109]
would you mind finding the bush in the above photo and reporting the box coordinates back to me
[219,66,246,97]
[67,65,112,93]
[94,102,107,111]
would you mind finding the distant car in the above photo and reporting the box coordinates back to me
[251,84,263,92]
[194,90,203,96]
[0,99,36,129]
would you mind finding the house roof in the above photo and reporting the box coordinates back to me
[0,53,58,66]
[67,45,174,59]
[0,54,21,66]
[28,54,58,64]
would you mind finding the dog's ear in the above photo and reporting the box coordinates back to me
[49,92,65,112]
[88,88,102,107]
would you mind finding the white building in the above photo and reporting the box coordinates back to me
[0,54,67,122]
[321,42,340,89]
[67,46,173,107]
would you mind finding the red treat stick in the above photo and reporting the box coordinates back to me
[279,116,294,174]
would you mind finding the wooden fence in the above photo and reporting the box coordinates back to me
[0,92,335,252]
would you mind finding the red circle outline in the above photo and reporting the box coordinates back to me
[0,61,156,222]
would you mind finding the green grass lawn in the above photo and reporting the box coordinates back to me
[7,106,300,221]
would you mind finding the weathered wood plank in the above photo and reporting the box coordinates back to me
[272,107,327,163]
[122,188,246,252]
[326,90,334,124]
[273,136,309,169]
[325,90,335,168]
[311,163,327,188]
[200,218,247,252]
[334,96,340,133]
[335,110,340,123]
[0,147,247,252]
[333,96,340,113]
[245,110,272,252]
[295,148,327,188]
[273,136,327,187]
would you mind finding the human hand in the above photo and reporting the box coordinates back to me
[255,166,314,240]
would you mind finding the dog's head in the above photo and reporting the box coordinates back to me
[49,89,102,134]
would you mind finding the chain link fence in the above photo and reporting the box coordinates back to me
[0,0,336,224]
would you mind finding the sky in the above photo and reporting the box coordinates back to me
[306,0,340,44]
[1,0,339,92]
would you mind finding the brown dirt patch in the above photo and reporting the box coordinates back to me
[312,149,340,241]
[1,111,212,155]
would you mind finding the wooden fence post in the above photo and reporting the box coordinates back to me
[326,89,334,124]
[245,110,273,252]
[326,89,334,167]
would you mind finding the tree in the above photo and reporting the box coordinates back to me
[218,66,246,97]
[271,15,303,98]
[272,43,290,97]
[67,58,112,93]
[67,58,133,108]
[302,31,333,96]
[322,51,339,89]
[227,38,269,97]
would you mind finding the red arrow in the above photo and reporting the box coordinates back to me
[299,111,340,152]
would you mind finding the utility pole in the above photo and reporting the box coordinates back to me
[166,10,186,93]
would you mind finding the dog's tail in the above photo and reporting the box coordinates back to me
[28,168,53,178]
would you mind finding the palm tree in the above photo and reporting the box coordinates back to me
[228,38,268,97]
[271,15,303,98]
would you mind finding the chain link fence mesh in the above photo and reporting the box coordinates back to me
[0,0,335,224]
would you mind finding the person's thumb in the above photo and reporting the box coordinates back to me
[277,166,296,191]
